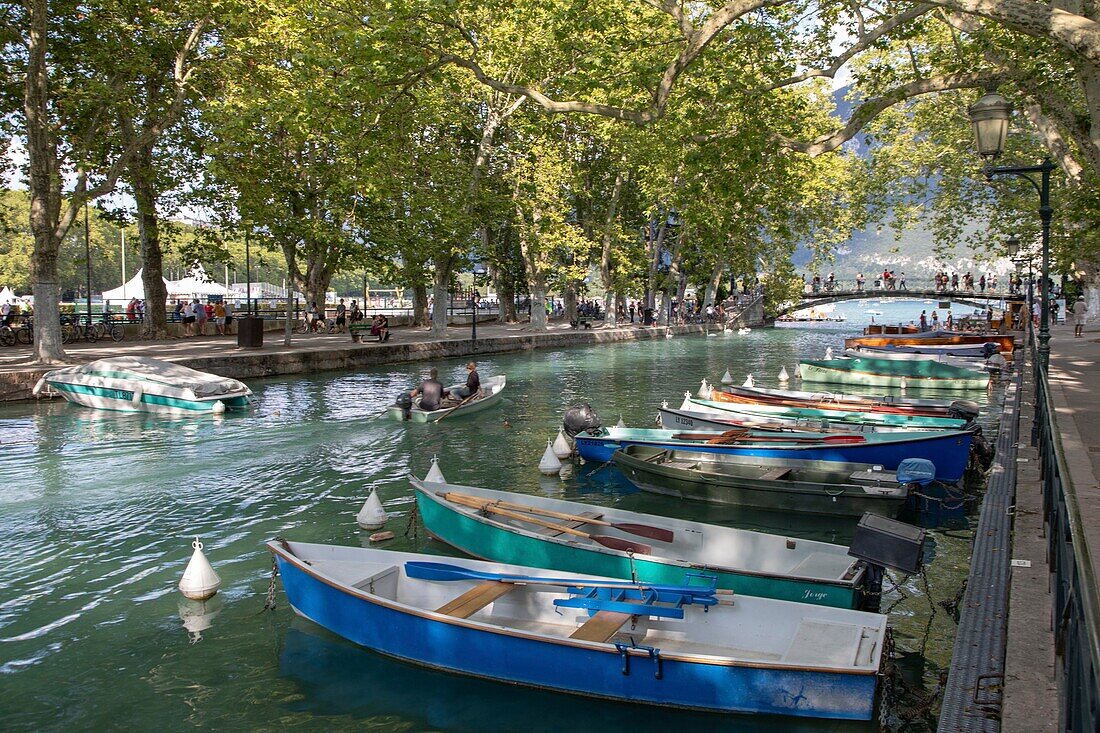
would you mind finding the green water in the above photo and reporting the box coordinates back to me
[0,326,1000,732]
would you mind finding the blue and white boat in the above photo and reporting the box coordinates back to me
[574,426,974,482]
[270,540,887,720]
[35,356,254,415]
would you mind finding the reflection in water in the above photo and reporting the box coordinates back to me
[279,622,873,733]
[0,319,997,731]
[178,596,224,643]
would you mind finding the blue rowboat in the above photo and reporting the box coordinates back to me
[574,426,973,482]
[411,477,870,608]
[270,540,886,720]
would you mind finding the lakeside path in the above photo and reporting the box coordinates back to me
[0,320,716,402]
[1003,320,1100,732]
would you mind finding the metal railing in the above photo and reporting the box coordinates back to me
[1033,331,1100,730]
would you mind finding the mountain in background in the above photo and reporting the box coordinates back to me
[788,88,1005,282]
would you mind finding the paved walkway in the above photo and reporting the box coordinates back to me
[1002,320,1100,731]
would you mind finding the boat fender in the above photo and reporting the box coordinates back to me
[131,386,143,405]
[948,400,980,420]
[32,377,46,397]
[552,429,573,459]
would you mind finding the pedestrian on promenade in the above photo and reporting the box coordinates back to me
[1073,296,1088,337]
[856,273,864,292]
[194,299,208,336]
[214,301,226,335]
[980,274,986,293]
[181,300,194,336]
[174,300,183,323]
[919,310,928,331]
[931,310,939,329]
[629,302,635,323]
[899,272,907,290]
[951,273,959,290]
[335,299,347,333]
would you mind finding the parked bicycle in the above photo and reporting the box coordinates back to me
[1,317,33,346]
[61,315,99,344]
[91,312,125,342]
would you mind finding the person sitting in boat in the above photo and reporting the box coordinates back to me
[449,362,481,401]
[410,368,445,411]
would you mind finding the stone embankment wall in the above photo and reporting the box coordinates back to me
[0,323,716,402]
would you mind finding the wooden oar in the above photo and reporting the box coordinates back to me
[441,492,674,542]
[444,494,652,554]
[703,433,868,445]
[404,561,714,596]
[435,390,480,423]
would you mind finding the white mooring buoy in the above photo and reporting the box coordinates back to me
[778,366,790,383]
[179,538,221,601]
[899,376,908,391]
[552,429,572,460]
[616,414,627,428]
[720,369,734,385]
[539,439,563,475]
[742,374,755,388]
[211,400,226,414]
[697,379,711,398]
[425,455,446,484]
[357,489,389,530]
[794,363,802,380]
[680,391,693,411]
[825,346,834,360]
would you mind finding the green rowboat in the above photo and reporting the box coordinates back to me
[799,357,990,390]
[686,395,968,429]
[613,446,911,517]
[411,476,869,608]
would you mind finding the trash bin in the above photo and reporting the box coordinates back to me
[237,316,263,348]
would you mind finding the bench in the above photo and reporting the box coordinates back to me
[349,323,377,342]
[570,318,592,330]
[435,581,513,619]
[569,611,632,643]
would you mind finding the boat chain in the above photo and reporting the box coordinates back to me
[259,555,279,613]
[403,502,420,544]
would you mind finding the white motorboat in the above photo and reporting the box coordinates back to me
[35,356,254,415]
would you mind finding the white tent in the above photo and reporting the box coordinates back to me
[102,269,166,302]
[167,265,230,299]
[0,286,14,303]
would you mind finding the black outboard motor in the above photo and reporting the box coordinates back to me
[394,392,413,421]
[948,399,981,421]
[563,403,601,438]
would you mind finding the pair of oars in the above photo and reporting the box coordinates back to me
[441,492,673,555]
[672,430,867,445]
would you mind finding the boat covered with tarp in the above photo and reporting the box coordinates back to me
[613,447,937,517]
[35,356,254,414]
[845,330,1016,353]
[269,540,887,719]
[798,357,990,390]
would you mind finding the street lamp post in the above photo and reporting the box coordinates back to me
[471,263,487,348]
[968,91,1056,370]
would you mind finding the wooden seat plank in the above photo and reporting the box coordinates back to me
[569,611,632,643]
[759,467,792,481]
[435,581,513,619]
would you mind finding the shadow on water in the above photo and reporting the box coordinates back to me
[279,621,873,733]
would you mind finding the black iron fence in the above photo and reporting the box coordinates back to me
[1033,333,1100,730]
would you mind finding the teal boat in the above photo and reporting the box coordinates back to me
[685,395,968,429]
[412,476,870,608]
[799,357,990,390]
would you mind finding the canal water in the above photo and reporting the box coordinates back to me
[0,299,1001,732]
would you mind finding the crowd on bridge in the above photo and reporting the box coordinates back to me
[802,269,1028,295]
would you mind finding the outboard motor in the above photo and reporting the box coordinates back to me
[563,403,601,438]
[848,511,928,612]
[394,392,413,421]
[948,399,981,421]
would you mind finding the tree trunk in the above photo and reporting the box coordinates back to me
[498,276,517,322]
[563,282,577,323]
[431,255,453,337]
[529,278,548,330]
[412,283,429,326]
[600,169,624,328]
[703,260,725,309]
[130,145,169,339]
[25,0,65,363]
